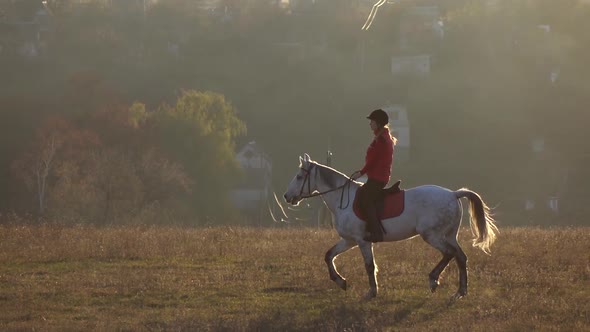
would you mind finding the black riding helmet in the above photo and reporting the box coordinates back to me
[366,109,389,127]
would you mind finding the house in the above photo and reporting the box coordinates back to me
[391,54,431,77]
[0,0,52,59]
[389,5,440,77]
[383,105,410,163]
[229,141,273,217]
[521,136,568,221]
[399,5,442,51]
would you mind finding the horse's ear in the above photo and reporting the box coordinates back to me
[303,153,311,162]
[298,155,303,166]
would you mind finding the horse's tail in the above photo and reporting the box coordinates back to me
[455,188,498,255]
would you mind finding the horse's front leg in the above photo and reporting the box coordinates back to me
[324,238,356,291]
[358,242,378,300]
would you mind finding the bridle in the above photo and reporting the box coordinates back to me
[296,163,353,209]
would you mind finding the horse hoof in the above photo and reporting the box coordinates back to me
[448,291,466,303]
[335,278,347,291]
[362,290,377,301]
[429,279,439,293]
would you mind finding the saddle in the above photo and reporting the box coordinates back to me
[383,180,402,195]
[353,180,406,222]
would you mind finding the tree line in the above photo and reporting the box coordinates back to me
[1,0,589,225]
[0,84,245,224]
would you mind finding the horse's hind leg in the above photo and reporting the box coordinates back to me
[452,243,468,299]
[422,199,469,300]
[325,238,356,291]
[422,233,469,299]
[431,238,469,300]
[428,253,454,293]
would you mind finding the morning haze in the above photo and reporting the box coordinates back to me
[1,0,589,226]
[1,1,589,331]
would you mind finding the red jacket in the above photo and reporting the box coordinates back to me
[360,129,394,184]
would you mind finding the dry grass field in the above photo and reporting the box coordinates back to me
[0,224,588,331]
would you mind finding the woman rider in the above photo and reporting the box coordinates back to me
[351,109,398,242]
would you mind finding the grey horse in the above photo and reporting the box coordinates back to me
[283,154,498,301]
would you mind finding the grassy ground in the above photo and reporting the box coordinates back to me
[0,224,588,331]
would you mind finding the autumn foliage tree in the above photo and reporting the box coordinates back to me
[8,87,245,224]
[11,116,100,219]
[148,90,247,220]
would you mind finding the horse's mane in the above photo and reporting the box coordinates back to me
[310,161,361,188]
[310,161,349,178]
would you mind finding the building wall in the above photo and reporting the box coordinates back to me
[383,105,410,148]
[391,54,431,77]
[231,142,273,214]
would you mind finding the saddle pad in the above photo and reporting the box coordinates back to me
[353,188,405,222]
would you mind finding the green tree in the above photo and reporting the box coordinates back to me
[149,90,246,221]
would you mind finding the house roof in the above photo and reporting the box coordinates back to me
[237,141,266,156]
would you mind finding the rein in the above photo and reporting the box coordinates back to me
[298,164,354,209]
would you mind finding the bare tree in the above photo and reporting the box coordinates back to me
[35,133,59,216]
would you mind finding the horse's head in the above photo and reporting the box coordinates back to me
[284,153,317,206]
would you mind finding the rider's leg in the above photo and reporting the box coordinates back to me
[360,179,386,242]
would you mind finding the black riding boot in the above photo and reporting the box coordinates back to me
[359,179,386,243]
[363,206,383,243]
